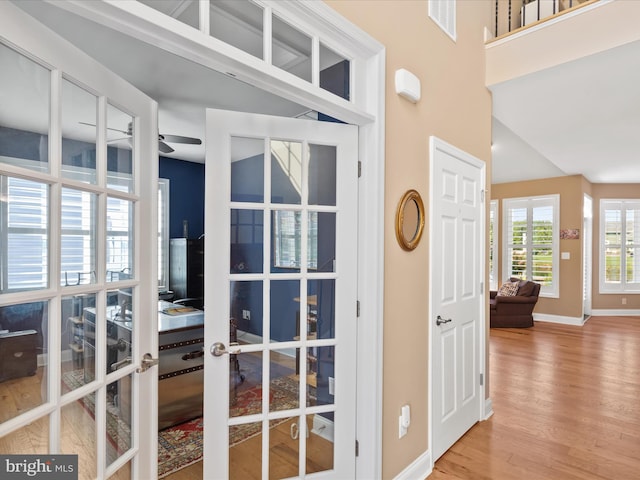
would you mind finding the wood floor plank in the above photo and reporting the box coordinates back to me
[430,317,640,479]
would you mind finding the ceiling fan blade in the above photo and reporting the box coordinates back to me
[160,134,202,145]
[158,140,175,154]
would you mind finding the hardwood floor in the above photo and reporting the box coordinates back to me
[429,316,640,480]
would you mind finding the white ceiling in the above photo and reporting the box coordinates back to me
[13,1,640,184]
[491,37,640,185]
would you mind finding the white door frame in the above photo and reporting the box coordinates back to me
[428,136,489,466]
[45,1,386,477]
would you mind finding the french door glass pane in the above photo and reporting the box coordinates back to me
[0,42,50,172]
[2,176,49,292]
[305,412,334,474]
[230,209,263,274]
[210,0,264,60]
[269,280,299,343]
[0,416,49,454]
[269,416,298,478]
[106,375,132,467]
[308,144,336,206]
[61,187,97,286]
[230,280,262,341]
[231,137,264,203]
[272,210,301,272]
[106,197,133,282]
[272,15,311,82]
[312,212,335,272]
[61,393,97,479]
[271,140,302,204]
[61,293,96,393]
[62,79,97,184]
[0,300,48,422]
[229,421,262,480]
[308,279,334,340]
[106,104,134,193]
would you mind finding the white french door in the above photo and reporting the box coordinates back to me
[429,137,485,461]
[0,3,158,479]
[204,109,358,479]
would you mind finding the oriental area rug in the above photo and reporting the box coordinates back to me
[158,375,301,478]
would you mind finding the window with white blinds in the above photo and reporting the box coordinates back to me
[489,200,498,291]
[428,0,457,41]
[502,194,559,297]
[600,199,640,293]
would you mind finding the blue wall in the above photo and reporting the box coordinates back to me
[159,156,205,239]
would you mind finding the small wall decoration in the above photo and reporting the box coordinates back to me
[560,228,580,240]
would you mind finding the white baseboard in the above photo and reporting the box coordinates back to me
[590,309,640,316]
[311,414,334,442]
[393,449,432,480]
[533,313,587,326]
[483,398,494,420]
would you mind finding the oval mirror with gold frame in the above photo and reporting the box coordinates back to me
[395,189,425,251]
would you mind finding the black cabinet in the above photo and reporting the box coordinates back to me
[169,238,204,302]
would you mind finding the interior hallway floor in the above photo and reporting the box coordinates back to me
[429,316,640,479]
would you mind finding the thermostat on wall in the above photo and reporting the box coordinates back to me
[395,68,421,103]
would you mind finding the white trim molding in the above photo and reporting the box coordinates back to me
[483,398,494,421]
[534,313,588,326]
[393,449,432,480]
[590,309,640,317]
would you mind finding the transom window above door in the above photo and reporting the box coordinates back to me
[136,0,351,101]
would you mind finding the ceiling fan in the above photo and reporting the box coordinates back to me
[79,121,201,154]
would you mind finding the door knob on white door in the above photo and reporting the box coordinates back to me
[210,342,241,357]
[436,315,452,326]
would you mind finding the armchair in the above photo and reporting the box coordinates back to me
[490,278,540,328]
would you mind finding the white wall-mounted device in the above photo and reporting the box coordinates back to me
[398,404,411,438]
[395,68,421,104]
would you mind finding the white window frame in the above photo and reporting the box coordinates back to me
[158,178,170,291]
[502,194,559,297]
[489,199,498,291]
[599,199,640,293]
[428,0,457,41]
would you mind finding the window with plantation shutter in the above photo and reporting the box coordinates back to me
[503,195,559,297]
[600,199,640,293]
[428,0,457,41]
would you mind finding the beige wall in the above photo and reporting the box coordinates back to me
[491,175,585,319]
[591,184,640,310]
[324,1,492,477]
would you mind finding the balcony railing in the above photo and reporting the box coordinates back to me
[493,0,597,39]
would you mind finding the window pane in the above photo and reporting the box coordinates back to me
[320,43,350,101]
[508,207,527,246]
[604,209,621,246]
[532,205,553,245]
[272,14,311,82]
[61,188,96,286]
[137,0,199,28]
[106,197,133,282]
[158,179,170,290]
[0,42,50,172]
[605,247,621,283]
[271,140,302,205]
[532,247,552,285]
[62,78,97,184]
[509,247,527,279]
[210,0,264,59]
[1,176,49,292]
[626,247,640,283]
[106,104,134,193]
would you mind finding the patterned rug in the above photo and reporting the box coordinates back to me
[158,375,301,478]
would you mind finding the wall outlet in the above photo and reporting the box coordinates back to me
[242,309,251,320]
[328,377,335,396]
